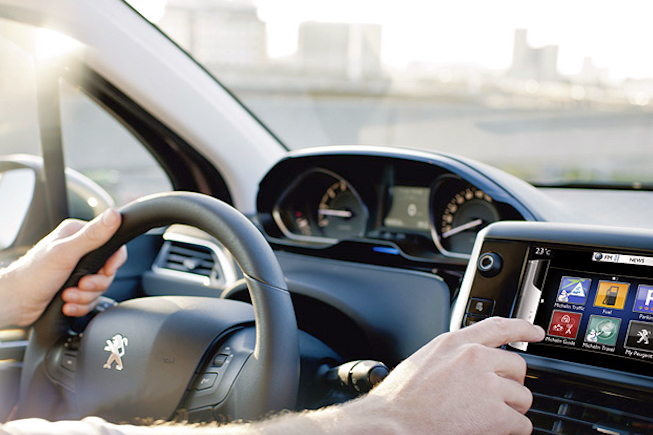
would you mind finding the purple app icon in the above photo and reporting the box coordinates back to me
[633,284,653,314]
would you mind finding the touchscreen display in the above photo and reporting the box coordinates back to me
[516,245,653,371]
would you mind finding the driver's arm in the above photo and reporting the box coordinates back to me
[0,318,544,435]
[0,209,127,328]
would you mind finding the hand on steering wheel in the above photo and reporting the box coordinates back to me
[15,192,299,424]
[0,209,127,328]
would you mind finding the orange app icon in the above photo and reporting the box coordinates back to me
[594,281,630,310]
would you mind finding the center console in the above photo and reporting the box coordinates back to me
[450,222,653,434]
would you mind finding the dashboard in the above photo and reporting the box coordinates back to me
[256,147,555,267]
[141,146,653,432]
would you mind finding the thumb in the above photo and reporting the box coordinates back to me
[63,208,122,256]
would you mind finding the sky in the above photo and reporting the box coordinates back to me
[128,0,653,80]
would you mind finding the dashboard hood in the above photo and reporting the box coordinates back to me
[272,145,575,223]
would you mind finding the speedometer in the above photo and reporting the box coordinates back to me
[431,177,500,258]
[439,187,498,253]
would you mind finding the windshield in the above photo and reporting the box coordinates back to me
[128,0,653,186]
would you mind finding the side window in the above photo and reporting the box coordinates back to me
[0,19,40,156]
[0,17,172,254]
[0,16,171,208]
[60,81,172,205]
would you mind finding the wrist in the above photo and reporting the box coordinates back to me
[301,395,404,435]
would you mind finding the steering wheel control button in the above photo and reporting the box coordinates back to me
[196,373,218,391]
[61,354,77,372]
[463,314,487,327]
[467,298,494,316]
[213,354,229,367]
[63,336,81,351]
[478,252,503,277]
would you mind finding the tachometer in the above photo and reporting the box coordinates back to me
[272,169,368,243]
[317,179,367,239]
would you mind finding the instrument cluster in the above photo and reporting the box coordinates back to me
[263,157,524,260]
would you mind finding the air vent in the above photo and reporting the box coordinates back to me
[526,370,653,434]
[159,241,217,280]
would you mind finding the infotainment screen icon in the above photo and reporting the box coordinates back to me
[547,310,581,339]
[584,315,620,346]
[557,277,590,305]
[593,281,629,310]
[634,285,653,314]
[625,321,653,353]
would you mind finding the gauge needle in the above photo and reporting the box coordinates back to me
[318,208,353,218]
[442,218,484,239]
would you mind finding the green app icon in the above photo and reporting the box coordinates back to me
[585,315,621,346]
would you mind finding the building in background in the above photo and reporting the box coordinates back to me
[158,0,267,70]
[509,29,558,81]
[297,22,382,81]
[158,1,384,86]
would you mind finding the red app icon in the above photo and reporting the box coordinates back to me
[547,310,582,339]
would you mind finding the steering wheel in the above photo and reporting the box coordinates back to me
[15,192,299,423]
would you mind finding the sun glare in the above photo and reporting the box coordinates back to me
[35,28,83,59]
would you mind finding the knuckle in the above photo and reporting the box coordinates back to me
[437,331,460,348]
[120,248,128,263]
[82,291,100,303]
[487,401,509,426]
[485,316,516,342]
[78,301,97,315]
[482,372,506,396]
[486,315,509,331]
[511,385,534,415]
[488,372,503,390]
[506,351,528,380]
[518,415,534,435]
[523,386,534,411]
[54,218,75,233]
[61,288,76,302]
[54,219,73,233]
[516,354,528,378]
[54,219,84,239]
[84,223,103,242]
[95,276,114,292]
[479,371,499,392]
[104,275,116,288]
[458,342,487,363]
[47,240,68,257]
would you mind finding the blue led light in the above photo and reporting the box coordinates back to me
[372,246,400,255]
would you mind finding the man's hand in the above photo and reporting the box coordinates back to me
[364,317,544,434]
[0,209,127,328]
[295,317,545,435]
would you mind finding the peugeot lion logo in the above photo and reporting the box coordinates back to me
[103,333,128,371]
